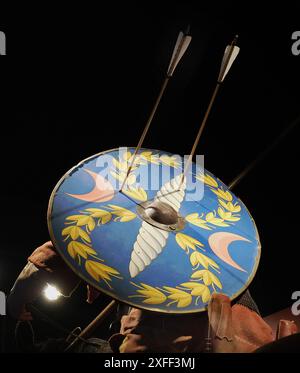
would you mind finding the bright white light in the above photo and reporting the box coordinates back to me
[43,284,62,301]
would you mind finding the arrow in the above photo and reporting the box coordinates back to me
[50,29,192,221]
[120,28,192,192]
[180,35,240,185]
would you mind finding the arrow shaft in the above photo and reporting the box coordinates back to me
[180,36,239,186]
[181,83,221,185]
[120,76,170,192]
[120,30,191,192]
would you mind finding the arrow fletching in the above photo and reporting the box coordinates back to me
[167,29,192,77]
[218,36,240,83]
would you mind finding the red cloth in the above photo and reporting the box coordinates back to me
[208,294,273,352]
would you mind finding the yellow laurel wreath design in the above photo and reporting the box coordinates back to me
[129,281,213,308]
[187,173,241,230]
[128,283,167,305]
[62,204,136,288]
[196,173,218,188]
[179,283,211,304]
[61,169,233,307]
[129,232,222,308]
[110,150,180,201]
[175,232,204,254]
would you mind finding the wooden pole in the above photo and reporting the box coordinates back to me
[64,300,117,352]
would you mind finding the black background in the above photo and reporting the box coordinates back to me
[0,1,300,350]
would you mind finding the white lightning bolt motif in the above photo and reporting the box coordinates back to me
[129,174,187,278]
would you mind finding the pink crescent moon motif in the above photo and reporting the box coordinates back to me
[208,232,251,272]
[67,169,114,203]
